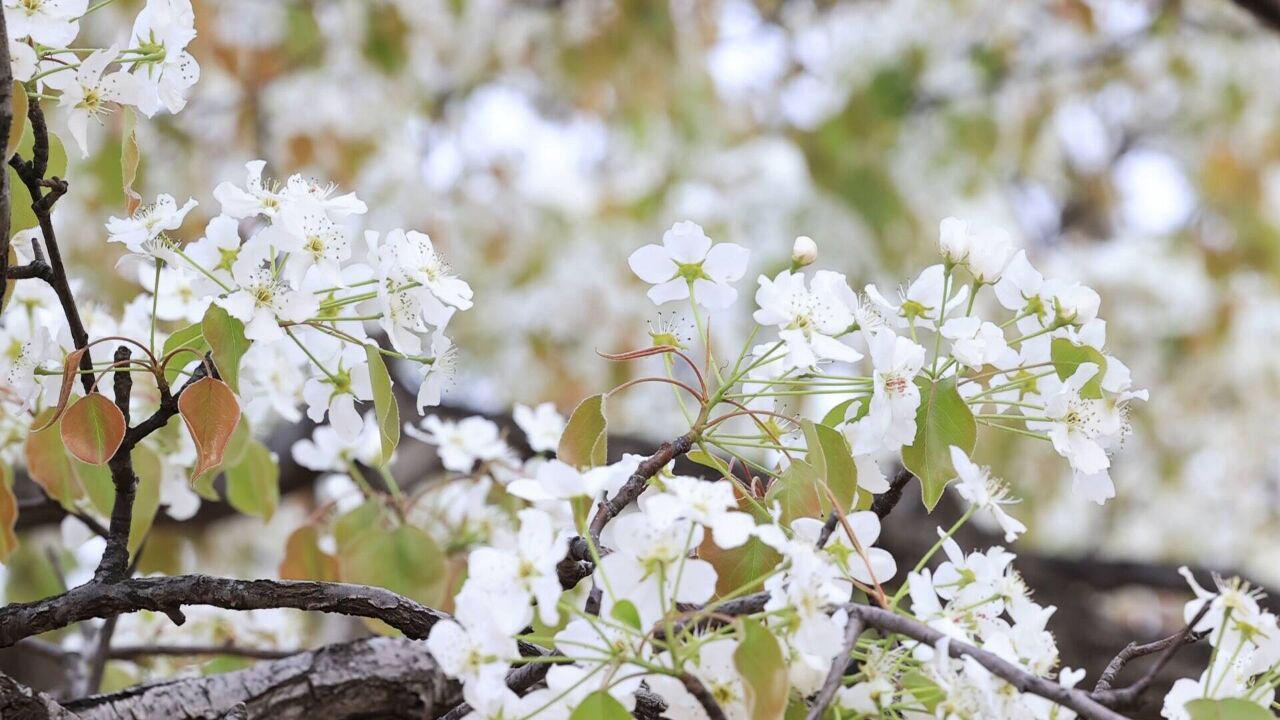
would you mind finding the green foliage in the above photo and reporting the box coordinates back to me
[1185,699,1275,720]
[902,377,976,511]
[559,394,608,467]
[734,617,790,720]
[225,439,279,520]
[1050,337,1107,399]
[365,343,399,466]
[568,691,632,720]
[203,305,250,394]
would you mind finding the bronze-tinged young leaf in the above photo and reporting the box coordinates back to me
[280,526,339,582]
[734,617,790,720]
[225,439,279,521]
[364,343,398,466]
[902,377,976,511]
[1050,337,1107,400]
[701,534,781,597]
[202,305,251,394]
[25,409,85,507]
[178,377,241,485]
[35,347,89,432]
[558,393,608,467]
[5,82,27,161]
[568,691,632,720]
[61,393,126,465]
[0,463,19,563]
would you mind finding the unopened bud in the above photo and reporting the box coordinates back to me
[791,235,817,269]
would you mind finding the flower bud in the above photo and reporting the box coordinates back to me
[791,235,818,268]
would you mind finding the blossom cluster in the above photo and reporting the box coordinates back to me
[5,0,200,156]
[385,219,1169,719]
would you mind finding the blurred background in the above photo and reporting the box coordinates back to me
[9,0,1280,709]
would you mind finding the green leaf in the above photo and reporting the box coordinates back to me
[225,439,279,521]
[902,377,976,511]
[338,524,445,608]
[610,599,642,631]
[821,398,857,428]
[558,394,607,467]
[202,305,250,394]
[1186,699,1275,720]
[568,690,632,720]
[686,448,725,472]
[162,322,208,386]
[1050,337,1107,399]
[902,670,943,712]
[76,457,114,516]
[334,500,387,550]
[802,420,859,510]
[702,535,781,597]
[365,343,399,466]
[129,445,163,553]
[8,125,66,234]
[60,393,126,465]
[763,459,825,525]
[734,617,789,720]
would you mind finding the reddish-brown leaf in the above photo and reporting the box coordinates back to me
[60,393,126,465]
[177,377,241,485]
[25,409,85,507]
[279,526,339,582]
[33,347,88,432]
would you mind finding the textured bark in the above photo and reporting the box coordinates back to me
[0,575,447,648]
[0,674,78,720]
[64,637,459,720]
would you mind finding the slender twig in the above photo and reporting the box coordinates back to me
[1090,602,1212,709]
[848,604,1129,720]
[94,346,137,583]
[680,672,728,720]
[807,615,864,720]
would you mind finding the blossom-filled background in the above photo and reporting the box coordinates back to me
[3,0,1280,718]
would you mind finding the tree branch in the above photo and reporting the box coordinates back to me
[1091,602,1211,709]
[848,604,1129,720]
[806,615,864,720]
[0,575,449,648]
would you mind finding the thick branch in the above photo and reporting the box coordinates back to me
[65,636,458,720]
[0,575,448,648]
[94,348,136,584]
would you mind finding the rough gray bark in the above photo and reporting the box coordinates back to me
[64,637,459,720]
[0,673,78,720]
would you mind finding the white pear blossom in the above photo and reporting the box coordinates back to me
[45,46,140,157]
[628,221,749,309]
[752,269,860,370]
[949,446,1027,542]
[4,0,87,47]
[513,402,564,453]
